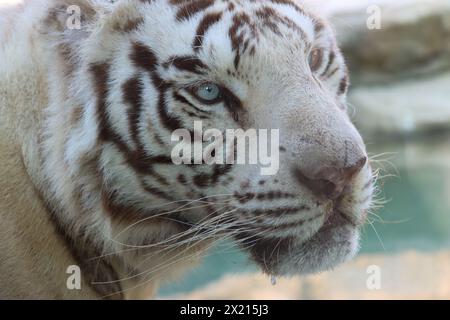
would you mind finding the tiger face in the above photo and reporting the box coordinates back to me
[46,0,374,291]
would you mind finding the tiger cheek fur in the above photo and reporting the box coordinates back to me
[4,0,374,298]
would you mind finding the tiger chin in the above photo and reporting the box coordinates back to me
[0,0,374,299]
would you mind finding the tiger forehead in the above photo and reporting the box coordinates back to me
[141,0,323,72]
[138,0,323,48]
[168,0,310,19]
[120,0,331,95]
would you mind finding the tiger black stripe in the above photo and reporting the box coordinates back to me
[321,51,335,77]
[256,6,306,39]
[99,160,175,218]
[91,63,147,171]
[176,0,215,21]
[102,186,175,222]
[91,63,174,202]
[141,181,176,201]
[338,74,349,95]
[169,0,188,4]
[220,85,243,121]
[130,43,184,132]
[313,20,325,35]
[252,213,323,231]
[193,173,211,188]
[240,206,310,217]
[146,118,167,146]
[181,108,207,119]
[158,86,184,131]
[91,63,134,156]
[193,11,223,51]
[228,12,253,69]
[173,92,210,119]
[130,42,158,73]
[211,164,233,184]
[255,7,283,36]
[326,67,339,78]
[177,174,188,185]
[234,191,296,204]
[164,56,208,74]
[122,76,144,148]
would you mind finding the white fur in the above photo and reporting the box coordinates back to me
[0,0,374,299]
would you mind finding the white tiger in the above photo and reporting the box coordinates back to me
[0,0,374,299]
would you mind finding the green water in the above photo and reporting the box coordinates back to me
[160,133,450,296]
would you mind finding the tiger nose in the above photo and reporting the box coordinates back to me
[294,156,367,200]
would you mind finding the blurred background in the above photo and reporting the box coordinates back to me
[159,0,450,299]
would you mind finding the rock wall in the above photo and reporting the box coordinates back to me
[306,0,450,137]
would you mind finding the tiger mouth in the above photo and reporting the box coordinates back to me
[246,209,362,276]
[317,208,359,232]
[326,198,363,229]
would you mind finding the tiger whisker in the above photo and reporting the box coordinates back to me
[130,213,274,275]
[121,193,236,212]
[97,209,255,285]
[115,221,268,291]
[92,203,246,259]
[96,209,297,293]
[102,223,266,298]
[111,196,239,242]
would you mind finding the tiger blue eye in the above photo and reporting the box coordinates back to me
[195,83,221,102]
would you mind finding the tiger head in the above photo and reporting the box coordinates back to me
[45,0,375,290]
